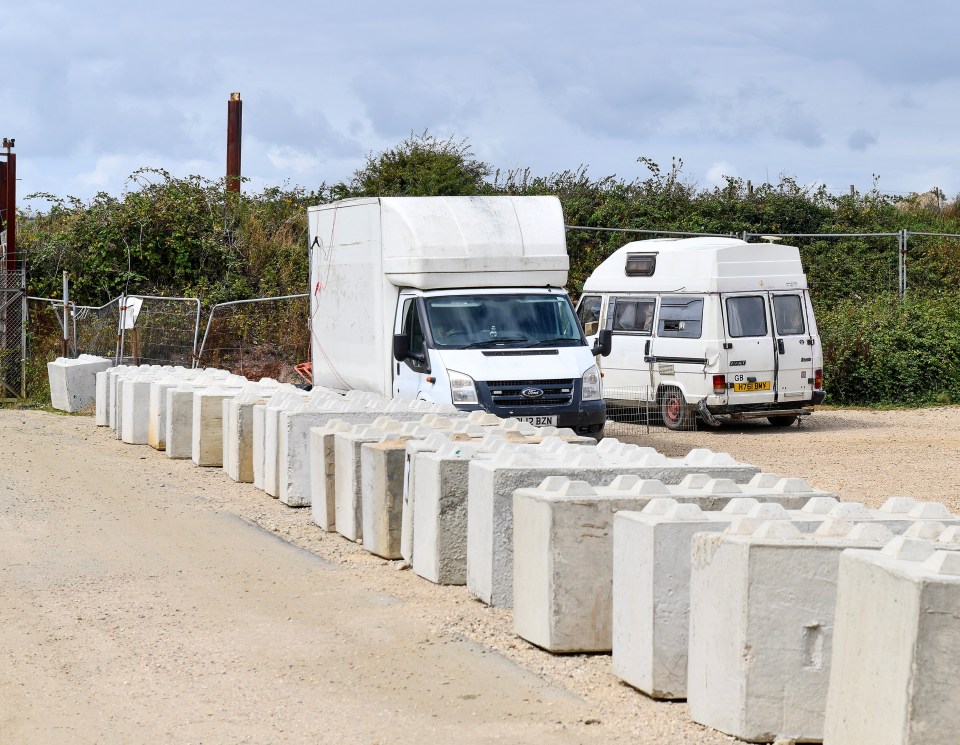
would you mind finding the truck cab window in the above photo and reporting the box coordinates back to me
[657,296,703,338]
[402,299,425,355]
[773,295,805,336]
[577,295,602,336]
[611,299,654,334]
[726,296,768,337]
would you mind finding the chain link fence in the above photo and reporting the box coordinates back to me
[1,263,26,400]
[603,385,699,438]
[195,294,309,382]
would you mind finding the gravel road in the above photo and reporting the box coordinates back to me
[1,406,957,744]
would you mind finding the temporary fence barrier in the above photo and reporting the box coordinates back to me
[195,294,309,381]
[0,262,25,400]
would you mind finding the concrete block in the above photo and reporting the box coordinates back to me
[360,430,437,559]
[147,368,198,450]
[466,445,760,608]
[120,373,159,444]
[192,385,244,466]
[48,354,113,413]
[401,433,457,562]
[512,478,669,652]
[95,366,124,425]
[222,380,278,482]
[612,499,751,698]
[412,442,491,584]
[687,521,895,743]
[334,421,407,540]
[165,386,199,459]
[255,386,310,495]
[824,541,960,745]
[308,420,358,531]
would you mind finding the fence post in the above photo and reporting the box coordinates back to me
[900,229,908,300]
[62,271,69,358]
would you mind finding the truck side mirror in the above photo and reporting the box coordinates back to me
[592,329,612,357]
[393,334,410,361]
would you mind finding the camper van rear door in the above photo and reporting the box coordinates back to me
[771,292,813,401]
[723,294,777,405]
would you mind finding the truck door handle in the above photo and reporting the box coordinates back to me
[777,339,785,355]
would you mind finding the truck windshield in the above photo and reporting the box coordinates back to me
[423,294,583,349]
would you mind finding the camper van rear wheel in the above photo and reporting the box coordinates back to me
[659,388,690,431]
[768,415,798,427]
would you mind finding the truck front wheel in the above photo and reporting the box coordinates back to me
[659,388,691,430]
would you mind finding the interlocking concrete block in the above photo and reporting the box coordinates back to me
[612,499,749,697]
[513,478,675,652]
[222,381,279,482]
[401,433,461,561]
[308,420,357,531]
[466,444,760,608]
[256,387,310,495]
[687,521,895,743]
[360,428,438,559]
[120,373,159,444]
[48,354,113,413]
[192,385,244,466]
[147,368,201,450]
[95,366,126,426]
[412,442,494,584]
[824,541,960,745]
[165,385,200,459]
[334,421,408,541]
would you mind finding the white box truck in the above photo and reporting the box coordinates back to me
[576,237,824,429]
[307,196,609,437]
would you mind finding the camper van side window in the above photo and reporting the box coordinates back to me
[611,299,654,334]
[625,253,657,277]
[726,296,768,337]
[657,296,703,338]
[576,295,602,336]
[773,295,806,336]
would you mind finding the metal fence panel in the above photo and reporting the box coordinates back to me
[0,265,25,399]
[196,294,309,381]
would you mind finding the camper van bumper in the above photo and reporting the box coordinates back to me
[698,398,818,421]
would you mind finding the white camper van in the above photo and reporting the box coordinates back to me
[308,196,610,437]
[577,237,824,429]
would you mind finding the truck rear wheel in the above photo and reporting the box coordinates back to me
[768,415,798,427]
[659,388,691,430]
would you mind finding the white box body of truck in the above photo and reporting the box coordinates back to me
[308,196,606,436]
[577,237,824,429]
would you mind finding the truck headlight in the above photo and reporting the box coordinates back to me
[582,365,602,401]
[448,369,479,405]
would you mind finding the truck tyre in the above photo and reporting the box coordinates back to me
[659,387,691,430]
[768,415,798,427]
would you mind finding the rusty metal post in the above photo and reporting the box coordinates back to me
[1,139,15,272]
[226,93,242,192]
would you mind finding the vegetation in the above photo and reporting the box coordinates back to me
[16,132,960,406]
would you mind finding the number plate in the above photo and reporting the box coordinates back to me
[515,415,558,426]
[733,381,771,393]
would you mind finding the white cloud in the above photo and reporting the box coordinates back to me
[706,162,739,188]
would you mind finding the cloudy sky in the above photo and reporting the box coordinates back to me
[3,1,959,207]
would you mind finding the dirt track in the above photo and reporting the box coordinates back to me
[1,406,957,743]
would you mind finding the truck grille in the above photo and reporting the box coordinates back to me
[484,379,575,406]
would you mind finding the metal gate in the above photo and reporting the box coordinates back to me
[0,260,26,400]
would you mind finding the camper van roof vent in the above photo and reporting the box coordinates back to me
[625,252,657,277]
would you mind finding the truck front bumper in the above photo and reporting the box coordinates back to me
[460,380,606,436]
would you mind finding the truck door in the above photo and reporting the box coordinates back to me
[393,295,429,400]
[770,292,814,402]
[722,294,777,405]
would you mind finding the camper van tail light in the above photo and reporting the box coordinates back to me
[448,370,479,406]
[582,366,602,401]
[712,374,726,394]
[814,369,824,390]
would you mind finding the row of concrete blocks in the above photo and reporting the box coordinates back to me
[508,476,960,743]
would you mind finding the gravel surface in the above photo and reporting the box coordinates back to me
[1,406,957,743]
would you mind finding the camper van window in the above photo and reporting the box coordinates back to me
[612,299,654,334]
[577,295,602,336]
[657,296,703,338]
[726,296,768,338]
[773,295,806,336]
[625,253,657,277]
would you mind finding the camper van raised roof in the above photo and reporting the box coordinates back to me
[583,237,808,294]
